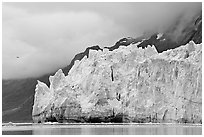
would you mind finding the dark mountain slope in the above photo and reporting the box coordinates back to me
[2,12,202,123]
[105,12,202,53]
[2,46,104,123]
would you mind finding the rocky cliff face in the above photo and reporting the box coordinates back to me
[32,41,202,123]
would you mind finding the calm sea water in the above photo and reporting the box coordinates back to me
[2,123,202,135]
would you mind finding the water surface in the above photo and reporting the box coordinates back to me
[2,123,202,135]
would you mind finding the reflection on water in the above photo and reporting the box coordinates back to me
[32,125,202,135]
[3,130,32,135]
[2,124,202,135]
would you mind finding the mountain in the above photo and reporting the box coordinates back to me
[2,12,202,123]
[105,12,202,53]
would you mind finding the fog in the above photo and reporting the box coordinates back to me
[2,2,201,79]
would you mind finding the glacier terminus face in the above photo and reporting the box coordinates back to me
[32,41,202,123]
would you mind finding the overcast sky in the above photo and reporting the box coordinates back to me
[2,2,201,79]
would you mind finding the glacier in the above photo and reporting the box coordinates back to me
[32,41,202,123]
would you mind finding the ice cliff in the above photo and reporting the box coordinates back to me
[32,41,202,123]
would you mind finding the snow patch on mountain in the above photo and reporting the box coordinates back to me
[156,33,163,39]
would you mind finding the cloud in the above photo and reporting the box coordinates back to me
[2,3,201,79]
[115,2,201,34]
[2,5,125,79]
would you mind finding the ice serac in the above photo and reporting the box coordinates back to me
[32,41,202,123]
